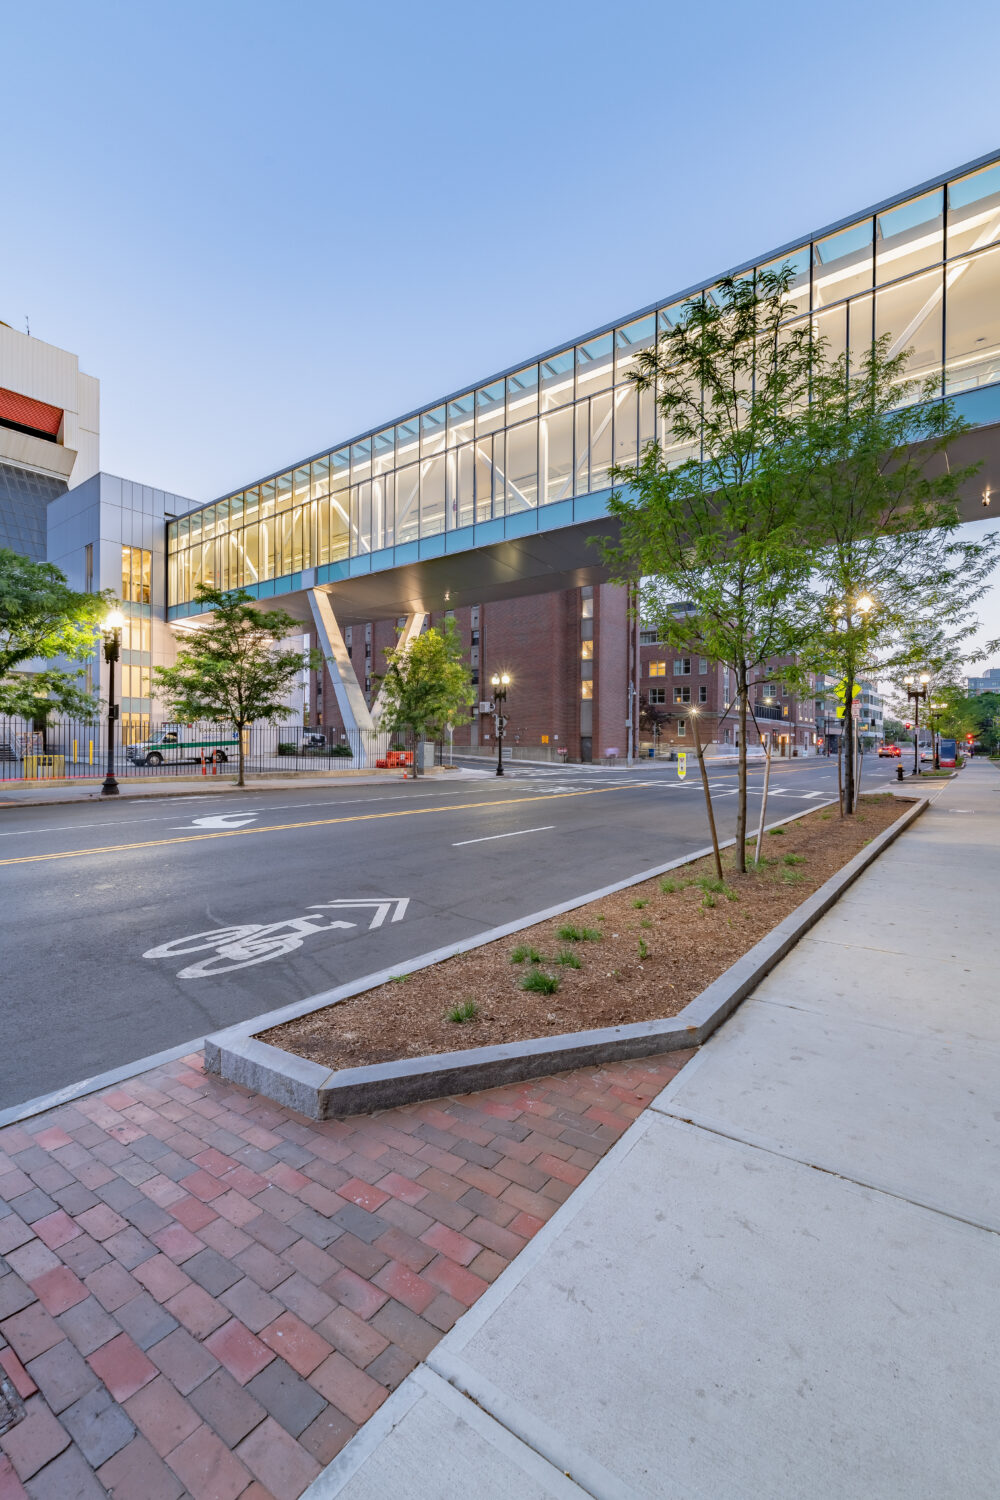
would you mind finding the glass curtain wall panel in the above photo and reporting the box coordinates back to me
[167,155,1000,610]
[945,244,1000,391]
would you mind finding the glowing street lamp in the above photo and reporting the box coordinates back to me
[902,673,931,777]
[490,671,511,777]
[101,608,126,797]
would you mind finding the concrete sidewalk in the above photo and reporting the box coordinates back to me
[326,765,1000,1499]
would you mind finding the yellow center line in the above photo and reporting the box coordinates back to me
[0,784,641,868]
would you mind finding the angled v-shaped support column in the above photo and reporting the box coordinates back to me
[308,589,375,766]
[370,612,426,728]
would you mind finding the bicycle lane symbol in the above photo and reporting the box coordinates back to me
[143,898,410,979]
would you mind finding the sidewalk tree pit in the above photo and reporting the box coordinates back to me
[263,796,907,1071]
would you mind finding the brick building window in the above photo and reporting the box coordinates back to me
[648,661,665,677]
[581,681,593,699]
[649,687,666,705]
[676,718,687,736]
[674,658,691,675]
[699,657,708,674]
[639,628,659,644]
[699,685,708,703]
[674,685,691,704]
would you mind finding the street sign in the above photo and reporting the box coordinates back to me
[851,700,861,719]
[677,751,687,779]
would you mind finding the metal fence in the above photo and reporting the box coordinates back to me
[0,719,412,782]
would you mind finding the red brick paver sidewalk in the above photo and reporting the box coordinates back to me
[0,1049,693,1499]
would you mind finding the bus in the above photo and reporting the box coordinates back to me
[938,737,957,768]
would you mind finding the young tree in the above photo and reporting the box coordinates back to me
[375,618,475,778]
[794,337,997,811]
[603,269,816,873]
[0,549,111,717]
[152,587,319,787]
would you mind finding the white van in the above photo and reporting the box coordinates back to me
[127,729,239,767]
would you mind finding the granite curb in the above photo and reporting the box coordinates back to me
[206,795,926,1117]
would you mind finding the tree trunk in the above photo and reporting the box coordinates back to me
[413,731,422,778]
[237,724,245,788]
[735,677,748,874]
[843,671,855,815]
[691,711,723,881]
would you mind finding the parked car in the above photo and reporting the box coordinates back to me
[877,744,901,758]
[127,729,237,767]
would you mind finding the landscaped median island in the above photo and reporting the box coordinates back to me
[259,795,908,1077]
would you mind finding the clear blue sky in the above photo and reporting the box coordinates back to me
[3,0,1000,659]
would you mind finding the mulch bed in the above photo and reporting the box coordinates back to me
[263,795,908,1072]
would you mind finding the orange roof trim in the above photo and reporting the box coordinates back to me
[0,387,63,437]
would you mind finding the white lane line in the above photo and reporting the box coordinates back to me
[452,825,555,847]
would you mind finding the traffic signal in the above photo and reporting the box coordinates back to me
[966,733,974,743]
[904,721,912,730]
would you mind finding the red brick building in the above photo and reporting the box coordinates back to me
[309,585,817,761]
[638,632,818,758]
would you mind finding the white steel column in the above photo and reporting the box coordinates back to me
[370,611,425,727]
[307,589,375,765]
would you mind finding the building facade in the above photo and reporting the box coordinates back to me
[8,149,1000,760]
[966,667,1000,694]
[0,321,99,562]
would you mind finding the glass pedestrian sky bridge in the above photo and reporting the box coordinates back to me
[167,149,1000,620]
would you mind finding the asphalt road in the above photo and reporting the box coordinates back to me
[0,756,865,1110]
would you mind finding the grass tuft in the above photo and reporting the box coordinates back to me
[389,974,410,984]
[631,899,647,910]
[637,937,649,960]
[446,999,479,1023]
[781,869,804,885]
[782,853,805,867]
[767,827,785,837]
[509,945,543,965]
[554,948,582,968]
[557,925,602,943]
[520,969,560,995]
[702,893,717,909]
[660,878,681,894]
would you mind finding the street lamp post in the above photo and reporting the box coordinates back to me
[101,608,126,797]
[490,671,510,777]
[928,701,946,770]
[832,592,875,814]
[903,673,930,776]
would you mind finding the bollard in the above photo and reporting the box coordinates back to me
[896,764,904,782]
[201,750,206,776]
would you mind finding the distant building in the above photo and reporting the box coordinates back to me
[966,667,1000,694]
[0,321,99,561]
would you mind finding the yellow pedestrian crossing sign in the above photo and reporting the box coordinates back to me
[677,752,687,779]
[835,679,862,719]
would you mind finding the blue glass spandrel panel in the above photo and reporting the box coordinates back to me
[536,499,573,532]
[504,510,537,539]
[573,490,613,523]
[418,533,446,559]
[349,554,372,577]
[950,382,1000,429]
[393,541,419,566]
[473,519,504,547]
[369,547,394,572]
[445,525,475,554]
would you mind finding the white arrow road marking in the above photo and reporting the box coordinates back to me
[176,813,260,829]
[311,898,410,928]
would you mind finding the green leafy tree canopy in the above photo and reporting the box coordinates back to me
[603,268,817,871]
[0,549,111,717]
[152,586,319,786]
[375,618,474,777]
